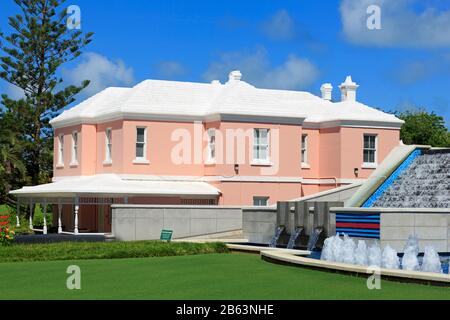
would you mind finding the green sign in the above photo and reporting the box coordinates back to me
[160,229,173,242]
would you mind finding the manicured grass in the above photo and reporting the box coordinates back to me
[0,253,449,300]
[0,241,228,263]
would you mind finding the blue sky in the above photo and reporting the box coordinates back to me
[1,0,450,126]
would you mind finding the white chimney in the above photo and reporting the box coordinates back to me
[228,70,242,82]
[339,76,359,102]
[320,83,333,101]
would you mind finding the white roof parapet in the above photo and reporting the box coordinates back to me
[49,72,403,129]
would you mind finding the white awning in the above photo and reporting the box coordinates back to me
[10,174,221,198]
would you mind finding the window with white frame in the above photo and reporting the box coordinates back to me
[57,134,64,166]
[71,131,78,165]
[135,127,147,161]
[105,128,112,163]
[301,134,308,164]
[253,196,269,206]
[207,128,216,163]
[363,134,377,164]
[253,129,270,163]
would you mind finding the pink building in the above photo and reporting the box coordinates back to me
[11,71,403,234]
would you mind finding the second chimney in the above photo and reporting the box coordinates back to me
[339,76,359,102]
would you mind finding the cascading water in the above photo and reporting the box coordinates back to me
[320,234,444,274]
[287,227,303,250]
[371,151,450,208]
[269,226,285,248]
[307,228,323,251]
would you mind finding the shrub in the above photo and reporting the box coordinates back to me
[0,241,229,263]
[32,204,53,228]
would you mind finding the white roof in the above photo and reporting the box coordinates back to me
[50,73,403,128]
[10,174,220,198]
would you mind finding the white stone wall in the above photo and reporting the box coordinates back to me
[381,212,450,252]
[111,205,242,241]
[242,208,277,244]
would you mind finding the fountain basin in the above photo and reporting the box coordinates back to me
[261,250,450,287]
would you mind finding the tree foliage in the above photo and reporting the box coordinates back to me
[0,0,92,202]
[397,110,450,147]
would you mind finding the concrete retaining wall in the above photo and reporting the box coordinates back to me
[242,207,277,244]
[111,205,242,241]
[331,208,450,253]
[242,184,360,244]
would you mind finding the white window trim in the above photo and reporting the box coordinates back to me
[103,128,113,165]
[362,134,378,168]
[253,196,270,207]
[252,128,271,166]
[301,134,309,168]
[206,128,216,164]
[70,131,79,167]
[134,127,150,164]
[57,134,64,168]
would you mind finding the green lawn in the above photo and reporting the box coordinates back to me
[0,253,449,300]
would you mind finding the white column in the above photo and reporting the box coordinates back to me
[58,199,63,234]
[16,201,20,228]
[42,200,48,235]
[29,199,33,230]
[74,197,79,235]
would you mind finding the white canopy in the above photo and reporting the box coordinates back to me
[10,174,221,198]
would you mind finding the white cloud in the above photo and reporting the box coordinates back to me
[155,61,188,78]
[62,52,135,97]
[340,0,450,47]
[203,48,319,90]
[261,9,296,40]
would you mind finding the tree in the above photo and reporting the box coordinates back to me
[0,0,93,190]
[397,110,450,147]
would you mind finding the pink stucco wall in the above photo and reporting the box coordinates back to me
[54,119,401,206]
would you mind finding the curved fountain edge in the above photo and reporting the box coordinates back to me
[260,250,450,287]
[226,243,311,255]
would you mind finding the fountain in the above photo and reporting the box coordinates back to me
[307,227,323,251]
[287,227,303,250]
[402,246,420,271]
[354,240,368,266]
[404,235,419,256]
[401,235,420,271]
[422,246,442,274]
[381,245,400,269]
[320,236,334,261]
[319,234,444,274]
[368,242,381,267]
[269,226,285,248]
[342,235,356,264]
[370,150,450,208]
